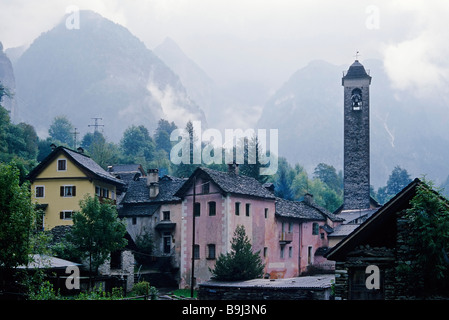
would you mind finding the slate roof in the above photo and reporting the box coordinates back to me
[175,167,276,200]
[200,274,334,290]
[27,146,126,189]
[120,175,186,205]
[275,197,344,222]
[342,60,371,80]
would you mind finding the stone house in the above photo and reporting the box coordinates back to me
[325,178,449,300]
[118,169,186,274]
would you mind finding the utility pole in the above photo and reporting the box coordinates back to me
[88,117,104,132]
[72,128,80,150]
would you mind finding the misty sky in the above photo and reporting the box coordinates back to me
[1,0,448,110]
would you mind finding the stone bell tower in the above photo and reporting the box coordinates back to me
[342,60,372,210]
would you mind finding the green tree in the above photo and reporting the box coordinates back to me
[120,125,155,163]
[377,165,412,204]
[68,196,127,286]
[238,135,269,184]
[172,120,199,178]
[400,179,449,296]
[154,119,177,154]
[0,162,35,270]
[0,162,37,294]
[210,225,265,281]
[48,116,74,146]
[313,163,343,195]
[274,157,295,200]
[82,131,120,169]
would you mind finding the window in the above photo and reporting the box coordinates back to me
[312,222,319,235]
[132,217,137,225]
[194,245,200,259]
[280,245,285,259]
[163,232,171,254]
[263,247,268,258]
[351,88,363,111]
[320,233,325,239]
[101,188,109,198]
[95,186,101,197]
[110,251,122,269]
[163,211,171,221]
[308,246,313,265]
[59,211,73,220]
[289,246,293,258]
[245,203,250,217]
[194,202,201,217]
[208,201,216,216]
[60,185,76,197]
[202,181,210,194]
[207,244,216,259]
[288,222,293,233]
[264,208,268,219]
[57,159,67,171]
[235,202,240,216]
[35,186,45,198]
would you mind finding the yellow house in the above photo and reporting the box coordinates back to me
[27,145,126,230]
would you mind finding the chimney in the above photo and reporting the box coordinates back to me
[50,143,57,151]
[227,162,239,175]
[77,147,84,154]
[304,193,314,205]
[147,169,159,198]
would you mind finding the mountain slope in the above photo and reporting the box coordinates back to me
[0,42,16,119]
[14,10,205,141]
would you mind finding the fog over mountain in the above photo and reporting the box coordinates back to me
[4,8,449,188]
[257,59,449,187]
[13,10,206,141]
[153,36,264,131]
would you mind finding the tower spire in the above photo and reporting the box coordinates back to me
[342,60,371,210]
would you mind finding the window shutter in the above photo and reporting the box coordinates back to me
[60,186,64,197]
[60,212,64,219]
[72,186,76,196]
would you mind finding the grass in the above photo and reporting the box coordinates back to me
[171,288,197,299]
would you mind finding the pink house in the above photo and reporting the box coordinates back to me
[173,165,343,287]
[174,165,276,287]
[268,195,343,278]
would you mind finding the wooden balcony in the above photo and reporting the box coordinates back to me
[279,232,293,244]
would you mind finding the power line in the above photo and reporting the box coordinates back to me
[88,117,104,132]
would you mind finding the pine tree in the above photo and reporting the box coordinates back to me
[210,225,265,281]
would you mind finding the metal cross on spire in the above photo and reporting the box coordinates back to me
[354,51,361,60]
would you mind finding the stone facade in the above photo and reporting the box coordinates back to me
[342,61,372,210]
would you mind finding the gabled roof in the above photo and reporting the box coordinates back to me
[325,178,442,261]
[27,146,126,189]
[174,167,275,200]
[120,175,185,205]
[275,197,344,222]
